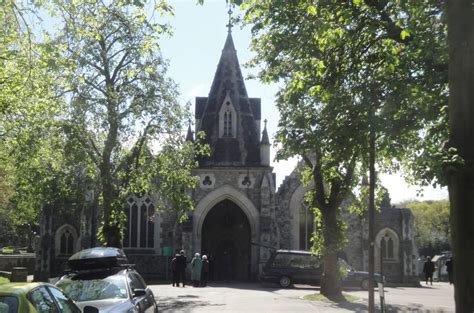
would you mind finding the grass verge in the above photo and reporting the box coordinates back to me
[303,292,360,303]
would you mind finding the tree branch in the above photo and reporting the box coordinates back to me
[111,51,132,84]
[303,153,327,209]
[364,0,413,44]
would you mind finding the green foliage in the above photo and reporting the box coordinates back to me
[349,180,388,216]
[47,0,204,245]
[1,0,68,236]
[403,200,451,255]
[238,0,447,295]
[1,0,208,247]
[309,207,348,257]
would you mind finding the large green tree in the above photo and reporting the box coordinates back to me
[240,0,447,298]
[1,0,68,241]
[50,0,201,246]
[403,200,450,256]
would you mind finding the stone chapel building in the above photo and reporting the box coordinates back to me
[37,31,419,285]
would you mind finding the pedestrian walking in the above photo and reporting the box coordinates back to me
[422,256,435,285]
[445,257,453,285]
[176,250,187,287]
[171,253,179,287]
[191,252,203,287]
[201,255,210,287]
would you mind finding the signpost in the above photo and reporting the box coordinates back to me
[378,282,386,313]
[163,246,173,281]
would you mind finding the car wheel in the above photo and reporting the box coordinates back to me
[360,279,369,290]
[279,276,291,288]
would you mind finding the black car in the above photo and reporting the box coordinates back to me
[259,249,384,289]
[56,247,158,313]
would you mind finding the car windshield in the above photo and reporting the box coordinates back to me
[0,296,19,313]
[57,273,128,301]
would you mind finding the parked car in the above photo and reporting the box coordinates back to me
[259,249,384,289]
[56,247,158,313]
[0,282,81,312]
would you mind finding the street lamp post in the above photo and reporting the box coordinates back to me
[368,100,376,313]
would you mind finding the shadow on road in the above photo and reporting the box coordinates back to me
[197,281,321,291]
[158,294,225,313]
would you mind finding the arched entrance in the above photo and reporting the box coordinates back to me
[201,199,251,281]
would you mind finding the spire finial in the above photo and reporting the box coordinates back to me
[264,119,268,128]
[226,5,233,34]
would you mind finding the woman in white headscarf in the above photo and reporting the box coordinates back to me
[191,252,203,287]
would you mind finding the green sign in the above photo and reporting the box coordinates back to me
[162,246,173,257]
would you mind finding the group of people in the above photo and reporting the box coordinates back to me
[171,250,210,287]
[422,256,454,285]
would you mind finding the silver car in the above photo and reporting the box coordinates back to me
[56,247,158,313]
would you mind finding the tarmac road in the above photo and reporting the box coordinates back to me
[150,281,455,313]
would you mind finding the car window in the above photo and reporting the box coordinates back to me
[28,286,59,313]
[127,272,146,291]
[57,273,128,301]
[272,254,292,267]
[48,286,81,313]
[272,254,320,269]
[0,296,19,313]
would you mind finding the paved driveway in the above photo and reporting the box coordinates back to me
[150,282,454,313]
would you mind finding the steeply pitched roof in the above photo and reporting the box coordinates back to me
[196,32,261,166]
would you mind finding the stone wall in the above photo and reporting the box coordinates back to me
[0,254,36,273]
[127,254,168,280]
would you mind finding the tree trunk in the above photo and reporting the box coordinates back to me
[100,156,122,248]
[447,1,474,311]
[100,89,121,247]
[320,206,342,297]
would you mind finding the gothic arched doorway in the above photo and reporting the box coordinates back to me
[201,199,251,281]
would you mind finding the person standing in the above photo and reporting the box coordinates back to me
[171,252,179,287]
[445,257,454,285]
[191,253,203,287]
[176,250,187,287]
[422,256,435,285]
[201,255,210,287]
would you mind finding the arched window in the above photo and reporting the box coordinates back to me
[299,203,315,251]
[376,228,399,262]
[124,195,155,249]
[218,92,236,138]
[224,111,232,136]
[60,230,74,255]
[55,224,78,256]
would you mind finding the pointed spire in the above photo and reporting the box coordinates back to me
[185,119,194,142]
[205,29,246,104]
[261,119,270,144]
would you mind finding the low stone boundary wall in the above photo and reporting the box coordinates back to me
[127,254,170,280]
[0,254,36,274]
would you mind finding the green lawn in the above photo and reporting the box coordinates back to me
[303,292,360,303]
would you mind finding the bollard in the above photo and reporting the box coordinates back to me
[10,267,28,282]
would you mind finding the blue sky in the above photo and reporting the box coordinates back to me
[158,1,448,204]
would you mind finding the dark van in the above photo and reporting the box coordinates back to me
[259,250,322,288]
[259,249,383,289]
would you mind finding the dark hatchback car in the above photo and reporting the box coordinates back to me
[56,247,158,313]
[259,250,384,289]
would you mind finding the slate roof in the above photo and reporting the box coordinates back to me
[196,32,261,167]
